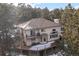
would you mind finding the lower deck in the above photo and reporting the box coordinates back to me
[22,46,58,56]
[16,39,61,56]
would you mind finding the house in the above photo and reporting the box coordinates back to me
[16,18,62,56]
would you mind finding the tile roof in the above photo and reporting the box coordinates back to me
[17,18,61,30]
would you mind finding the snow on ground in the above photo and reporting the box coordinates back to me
[29,41,55,51]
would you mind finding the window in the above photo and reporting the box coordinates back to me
[41,29,44,32]
[30,30,32,35]
[50,31,58,38]
[51,29,57,34]
[44,38,46,41]
[50,34,58,38]
[61,27,64,31]
[37,32,40,36]
[52,29,56,31]
[23,41,26,46]
[41,37,42,42]
[31,38,35,40]
[26,34,27,37]
[30,30,35,36]
[21,31,24,36]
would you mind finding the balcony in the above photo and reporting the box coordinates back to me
[26,32,41,38]
[50,31,58,38]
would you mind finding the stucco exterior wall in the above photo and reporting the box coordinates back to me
[22,26,61,46]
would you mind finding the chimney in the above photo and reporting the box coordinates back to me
[54,19,59,23]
